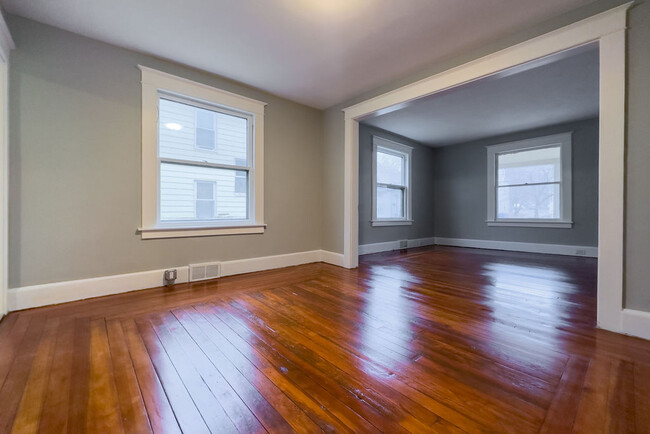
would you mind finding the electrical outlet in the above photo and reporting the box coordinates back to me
[164,269,177,286]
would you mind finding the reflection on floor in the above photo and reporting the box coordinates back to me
[0,246,648,433]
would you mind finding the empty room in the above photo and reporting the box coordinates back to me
[0,0,649,433]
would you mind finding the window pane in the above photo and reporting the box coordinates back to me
[196,200,215,219]
[497,146,561,186]
[196,109,214,129]
[377,150,404,186]
[196,181,214,200]
[196,128,216,150]
[159,98,248,165]
[235,170,247,194]
[497,184,560,219]
[377,186,404,219]
[160,163,248,221]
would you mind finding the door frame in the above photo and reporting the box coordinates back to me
[341,3,632,335]
[0,14,14,317]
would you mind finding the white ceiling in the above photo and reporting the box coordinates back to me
[3,0,599,109]
[362,46,599,146]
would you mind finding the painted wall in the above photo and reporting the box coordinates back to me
[358,124,436,245]
[8,16,324,288]
[433,118,598,246]
[321,0,650,311]
[624,2,650,311]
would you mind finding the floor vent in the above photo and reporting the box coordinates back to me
[189,262,221,282]
[399,240,408,249]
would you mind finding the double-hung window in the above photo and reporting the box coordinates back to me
[371,136,413,226]
[139,66,266,239]
[486,132,572,228]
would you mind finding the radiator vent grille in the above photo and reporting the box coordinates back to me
[189,262,221,282]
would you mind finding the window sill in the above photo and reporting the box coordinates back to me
[138,224,266,239]
[371,220,413,227]
[486,220,572,228]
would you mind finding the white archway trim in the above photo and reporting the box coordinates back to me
[342,3,633,336]
[0,13,15,318]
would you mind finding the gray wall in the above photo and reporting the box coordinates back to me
[322,0,650,311]
[8,16,324,288]
[433,118,599,246]
[624,2,650,310]
[358,124,436,245]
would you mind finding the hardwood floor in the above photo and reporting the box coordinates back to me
[1,246,649,433]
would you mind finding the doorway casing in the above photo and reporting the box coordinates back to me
[342,3,637,337]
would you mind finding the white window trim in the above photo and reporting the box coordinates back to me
[138,66,266,239]
[371,136,413,227]
[486,132,572,228]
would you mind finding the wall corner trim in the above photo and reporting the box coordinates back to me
[619,309,650,341]
[6,249,347,311]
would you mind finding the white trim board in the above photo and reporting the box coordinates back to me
[359,237,597,257]
[7,250,345,311]
[359,237,436,255]
[621,309,650,341]
[340,4,631,336]
[433,237,598,258]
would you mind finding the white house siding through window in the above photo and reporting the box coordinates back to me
[158,98,249,222]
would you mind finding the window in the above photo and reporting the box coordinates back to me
[486,132,572,228]
[139,66,266,239]
[195,181,216,219]
[372,136,413,226]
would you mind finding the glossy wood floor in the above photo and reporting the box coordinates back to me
[1,246,649,433]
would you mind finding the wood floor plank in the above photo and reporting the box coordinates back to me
[539,356,590,433]
[66,317,92,434]
[605,359,636,433]
[135,317,211,434]
[148,313,241,433]
[572,357,612,433]
[10,317,60,434]
[1,247,649,432]
[87,319,125,433]
[0,315,47,433]
[106,319,152,434]
[173,307,325,433]
[37,318,75,433]
[121,319,181,434]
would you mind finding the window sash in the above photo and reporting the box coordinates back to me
[486,132,572,226]
[156,93,254,225]
[376,147,407,187]
[372,136,413,224]
[376,184,407,219]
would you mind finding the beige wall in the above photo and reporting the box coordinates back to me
[8,16,323,288]
[321,0,650,311]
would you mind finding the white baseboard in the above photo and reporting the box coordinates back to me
[434,237,598,258]
[621,309,650,341]
[7,249,345,311]
[320,250,346,267]
[358,237,436,255]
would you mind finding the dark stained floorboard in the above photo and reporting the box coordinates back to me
[1,246,649,433]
